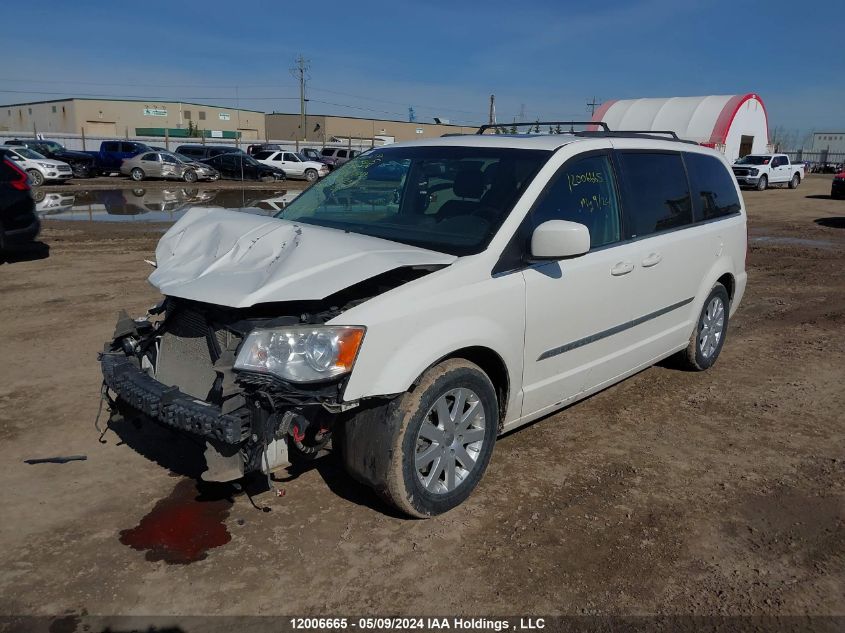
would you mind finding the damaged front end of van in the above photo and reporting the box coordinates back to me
[98,207,452,482]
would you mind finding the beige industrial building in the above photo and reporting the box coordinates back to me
[0,98,266,140]
[266,113,477,143]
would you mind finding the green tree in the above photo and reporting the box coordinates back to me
[555,124,563,134]
[509,122,517,134]
[533,119,541,133]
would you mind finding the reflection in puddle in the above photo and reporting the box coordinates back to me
[34,188,301,223]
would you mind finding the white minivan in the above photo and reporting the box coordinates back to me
[100,128,747,517]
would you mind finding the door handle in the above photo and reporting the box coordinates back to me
[641,252,663,267]
[611,261,634,276]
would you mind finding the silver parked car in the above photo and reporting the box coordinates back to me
[120,151,220,183]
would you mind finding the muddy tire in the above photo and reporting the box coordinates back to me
[789,174,800,189]
[756,175,768,191]
[26,169,44,187]
[183,169,198,183]
[342,358,498,517]
[678,283,730,371]
[130,168,145,182]
[304,168,318,182]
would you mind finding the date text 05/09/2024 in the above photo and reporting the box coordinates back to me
[289,617,546,630]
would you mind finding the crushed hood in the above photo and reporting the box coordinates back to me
[149,208,456,308]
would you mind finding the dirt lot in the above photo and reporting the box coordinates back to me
[0,175,842,624]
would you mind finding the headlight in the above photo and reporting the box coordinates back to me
[39,162,53,168]
[748,168,759,176]
[234,326,365,383]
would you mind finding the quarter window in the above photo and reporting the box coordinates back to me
[617,152,693,238]
[684,152,741,221]
[530,154,621,249]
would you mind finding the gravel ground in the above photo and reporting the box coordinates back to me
[0,175,842,625]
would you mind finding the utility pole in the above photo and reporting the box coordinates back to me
[488,94,496,127]
[291,55,310,141]
[587,96,601,117]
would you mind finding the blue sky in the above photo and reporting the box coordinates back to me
[2,0,842,135]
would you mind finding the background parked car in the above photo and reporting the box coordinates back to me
[299,147,326,163]
[0,147,72,186]
[247,143,283,156]
[201,152,285,181]
[253,150,329,182]
[5,139,97,178]
[0,155,40,254]
[84,140,151,175]
[120,151,220,183]
[832,170,845,199]
[319,147,361,169]
[175,144,243,161]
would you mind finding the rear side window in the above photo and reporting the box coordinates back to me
[337,150,348,158]
[530,153,621,249]
[617,152,692,238]
[321,148,334,156]
[684,152,741,221]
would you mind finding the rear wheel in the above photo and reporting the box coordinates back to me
[788,174,800,189]
[678,283,730,371]
[756,175,768,191]
[183,169,198,183]
[130,168,145,182]
[72,163,91,178]
[304,168,318,182]
[344,358,498,517]
[26,169,44,187]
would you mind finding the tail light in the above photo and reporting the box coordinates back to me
[4,158,30,191]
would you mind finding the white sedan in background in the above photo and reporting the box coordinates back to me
[253,150,329,182]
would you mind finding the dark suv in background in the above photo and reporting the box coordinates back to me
[5,139,97,178]
[0,154,41,255]
[175,144,243,161]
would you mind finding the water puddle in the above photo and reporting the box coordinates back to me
[749,235,839,250]
[119,478,233,564]
[34,188,301,223]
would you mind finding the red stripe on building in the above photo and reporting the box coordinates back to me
[707,93,769,146]
[589,99,617,131]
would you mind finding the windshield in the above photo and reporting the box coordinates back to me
[275,145,550,255]
[736,156,770,165]
[16,148,45,160]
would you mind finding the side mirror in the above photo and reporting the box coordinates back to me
[530,220,590,260]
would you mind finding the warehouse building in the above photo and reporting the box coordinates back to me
[266,112,477,143]
[592,93,769,163]
[0,98,266,140]
[811,132,845,153]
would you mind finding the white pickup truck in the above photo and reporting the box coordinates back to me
[732,153,804,190]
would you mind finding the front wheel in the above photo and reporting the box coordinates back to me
[789,174,800,189]
[183,169,198,183]
[678,283,730,371]
[26,169,44,187]
[130,168,145,182]
[304,168,318,182]
[344,358,499,517]
[756,175,768,191]
[72,163,91,178]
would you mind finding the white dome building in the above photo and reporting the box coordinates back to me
[591,94,769,163]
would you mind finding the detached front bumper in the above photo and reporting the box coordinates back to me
[100,352,248,445]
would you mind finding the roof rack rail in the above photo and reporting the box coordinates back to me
[613,129,679,139]
[476,121,608,135]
